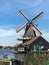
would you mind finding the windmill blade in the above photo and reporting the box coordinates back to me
[31,12,43,22]
[31,25,42,36]
[16,23,27,33]
[19,10,29,21]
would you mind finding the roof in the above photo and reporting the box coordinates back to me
[14,44,20,47]
[24,36,39,45]
[17,44,25,48]
[17,37,32,41]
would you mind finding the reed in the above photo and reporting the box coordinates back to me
[21,53,49,65]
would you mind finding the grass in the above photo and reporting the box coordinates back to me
[0,61,10,65]
[0,52,49,65]
[0,57,11,65]
[9,50,17,53]
[0,58,10,62]
[18,52,49,65]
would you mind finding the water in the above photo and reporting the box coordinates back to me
[0,49,15,59]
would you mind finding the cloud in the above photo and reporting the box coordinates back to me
[42,31,49,42]
[0,28,49,42]
[0,29,16,37]
[0,28,24,37]
[0,28,25,46]
[0,28,49,46]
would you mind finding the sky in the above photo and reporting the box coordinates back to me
[0,0,49,46]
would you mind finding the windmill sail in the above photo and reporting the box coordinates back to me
[16,10,43,34]
[16,23,27,32]
[31,12,43,22]
[19,10,29,21]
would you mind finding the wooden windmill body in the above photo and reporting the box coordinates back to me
[24,24,36,38]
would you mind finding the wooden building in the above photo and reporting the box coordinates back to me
[24,36,49,51]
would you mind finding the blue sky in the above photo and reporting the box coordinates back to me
[0,0,49,46]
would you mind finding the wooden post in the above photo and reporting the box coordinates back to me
[10,61,12,65]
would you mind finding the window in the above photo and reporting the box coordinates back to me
[18,47,24,51]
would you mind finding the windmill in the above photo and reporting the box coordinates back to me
[16,10,43,43]
[16,11,49,52]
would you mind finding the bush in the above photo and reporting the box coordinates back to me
[0,61,10,65]
[22,53,49,65]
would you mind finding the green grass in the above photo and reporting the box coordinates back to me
[0,58,10,65]
[0,61,10,65]
[0,58,11,62]
[19,53,49,65]
[9,50,17,53]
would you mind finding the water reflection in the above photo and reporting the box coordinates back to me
[0,49,15,59]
